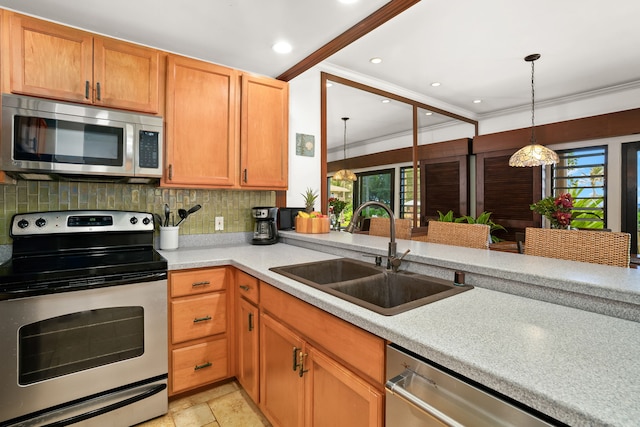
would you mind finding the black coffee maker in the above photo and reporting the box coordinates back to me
[251,207,278,245]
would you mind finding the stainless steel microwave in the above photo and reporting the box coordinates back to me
[1,93,163,182]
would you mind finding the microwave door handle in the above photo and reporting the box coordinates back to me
[386,370,464,427]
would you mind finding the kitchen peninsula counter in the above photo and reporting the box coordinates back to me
[160,231,640,426]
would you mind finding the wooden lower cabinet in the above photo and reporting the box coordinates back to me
[237,293,260,402]
[306,346,383,427]
[169,267,231,396]
[258,283,384,427]
[260,313,305,427]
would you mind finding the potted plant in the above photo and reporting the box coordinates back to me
[301,187,318,213]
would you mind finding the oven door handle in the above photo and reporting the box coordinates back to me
[42,382,167,427]
[385,370,464,427]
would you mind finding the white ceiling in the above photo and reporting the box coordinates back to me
[2,0,639,150]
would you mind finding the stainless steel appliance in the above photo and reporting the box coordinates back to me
[386,344,563,426]
[1,93,163,182]
[251,206,278,245]
[0,210,168,427]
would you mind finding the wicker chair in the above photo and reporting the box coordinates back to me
[368,217,412,240]
[425,221,490,249]
[524,227,631,267]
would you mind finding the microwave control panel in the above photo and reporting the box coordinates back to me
[138,130,159,169]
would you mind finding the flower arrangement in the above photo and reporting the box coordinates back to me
[328,197,347,216]
[530,193,574,229]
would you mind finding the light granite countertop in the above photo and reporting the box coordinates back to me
[159,232,640,427]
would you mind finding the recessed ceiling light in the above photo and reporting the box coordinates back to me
[424,112,433,116]
[381,99,390,104]
[370,57,382,64]
[473,99,482,104]
[272,41,292,54]
[326,82,333,88]
[430,82,441,87]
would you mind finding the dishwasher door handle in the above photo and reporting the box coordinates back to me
[385,370,464,427]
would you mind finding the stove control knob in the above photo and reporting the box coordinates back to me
[130,216,138,225]
[35,217,47,228]
[142,217,151,225]
[17,219,29,229]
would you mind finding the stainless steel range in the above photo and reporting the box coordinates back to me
[0,210,168,427]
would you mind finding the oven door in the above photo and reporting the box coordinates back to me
[0,279,167,426]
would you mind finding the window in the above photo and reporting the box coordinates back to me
[354,169,394,217]
[552,146,606,229]
[622,141,640,253]
[400,166,419,219]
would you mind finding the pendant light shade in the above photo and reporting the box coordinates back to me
[509,54,559,167]
[334,117,357,181]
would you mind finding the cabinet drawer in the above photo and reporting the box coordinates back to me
[170,268,227,297]
[171,293,226,343]
[172,338,228,394]
[236,270,259,304]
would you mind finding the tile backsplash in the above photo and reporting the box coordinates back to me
[0,181,275,245]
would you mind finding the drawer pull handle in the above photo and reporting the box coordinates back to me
[192,281,211,287]
[193,315,212,323]
[194,362,212,371]
[239,285,250,291]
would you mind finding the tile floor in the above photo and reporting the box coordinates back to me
[136,380,271,427]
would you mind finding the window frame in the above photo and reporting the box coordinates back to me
[551,145,607,229]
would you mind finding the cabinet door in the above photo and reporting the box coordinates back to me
[164,55,238,187]
[260,313,305,427]
[10,14,93,102]
[240,74,288,189]
[93,37,160,113]
[305,346,383,427]
[237,297,260,403]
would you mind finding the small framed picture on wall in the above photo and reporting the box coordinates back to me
[296,133,315,157]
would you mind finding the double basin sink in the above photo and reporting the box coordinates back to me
[270,258,473,315]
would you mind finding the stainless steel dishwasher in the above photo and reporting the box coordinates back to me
[385,344,565,426]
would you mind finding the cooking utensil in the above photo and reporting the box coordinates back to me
[164,204,170,227]
[154,213,163,229]
[175,204,201,226]
[176,209,188,226]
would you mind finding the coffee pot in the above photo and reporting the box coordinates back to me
[251,207,278,245]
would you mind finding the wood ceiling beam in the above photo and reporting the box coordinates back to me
[276,0,421,82]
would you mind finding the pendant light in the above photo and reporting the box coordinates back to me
[509,54,559,167]
[333,117,357,181]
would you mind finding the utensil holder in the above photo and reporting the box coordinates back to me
[160,226,179,250]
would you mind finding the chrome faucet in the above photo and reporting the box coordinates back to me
[345,201,409,271]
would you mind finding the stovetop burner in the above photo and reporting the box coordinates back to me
[0,210,167,300]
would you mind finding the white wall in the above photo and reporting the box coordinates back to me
[286,67,322,207]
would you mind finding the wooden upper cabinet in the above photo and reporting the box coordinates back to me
[92,37,159,113]
[10,14,92,102]
[8,13,160,113]
[240,74,288,189]
[164,55,238,187]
